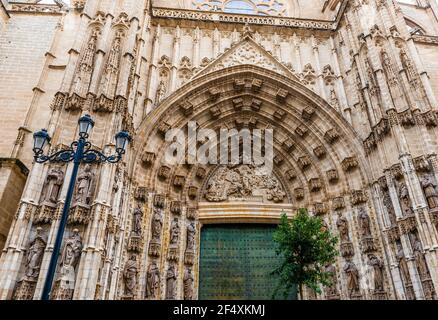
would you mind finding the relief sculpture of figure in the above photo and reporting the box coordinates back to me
[165,264,177,300]
[123,255,137,296]
[421,175,438,209]
[336,215,350,243]
[358,208,372,238]
[74,164,94,205]
[146,262,160,299]
[324,264,338,296]
[369,255,385,292]
[24,227,47,280]
[58,229,83,289]
[382,191,397,225]
[413,238,429,279]
[151,207,163,241]
[41,167,64,204]
[396,242,411,284]
[399,183,413,216]
[169,218,180,245]
[186,222,196,251]
[132,206,143,236]
[183,268,194,300]
[344,261,360,296]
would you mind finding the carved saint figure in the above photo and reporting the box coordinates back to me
[151,207,163,241]
[155,80,167,105]
[132,206,142,236]
[186,223,196,251]
[413,238,429,279]
[358,208,372,238]
[421,175,438,209]
[344,261,360,296]
[74,164,94,205]
[399,183,413,216]
[166,264,177,300]
[336,216,350,243]
[169,218,180,246]
[58,229,83,289]
[396,242,411,284]
[146,262,160,299]
[24,227,47,279]
[369,255,385,292]
[123,255,137,296]
[382,191,397,225]
[183,268,194,300]
[41,167,64,204]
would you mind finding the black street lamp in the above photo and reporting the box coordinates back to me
[33,114,131,300]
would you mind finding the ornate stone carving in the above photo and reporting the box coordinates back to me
[344,261,361,299]
[158,166,171,180]
[332,197,345,210]
[294,188,304,200]
[134,187,147,202]
[204,164,286,203]
[184,222,196,265]
[148,207,163,257]
[414,156,431,172]
[183,268,194,300]
[52,229,82,300]
[73,164,95,206]
[131,206,142,236]
[369,255,385,294]
[170,201,182,215]
[40,167,64,205]
[326,169,339,183]
[314,203,327,215]
[398,182,414,217]
[298,156,311,170]
[145,262,160,299]
[351,190,367,205]
[324,128,340,144]
[154,194,165,208]
[165,264,177,300]
[309,178,322,192]
[168,218,180,262]
[123,255,138,298]
[341,156,358,172]
[141,152,156,166]
[420,175,438,209]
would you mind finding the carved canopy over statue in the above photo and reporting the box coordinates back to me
[204,164,286,203]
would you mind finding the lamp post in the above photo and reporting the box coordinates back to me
[33,114,131,300]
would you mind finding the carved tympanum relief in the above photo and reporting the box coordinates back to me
[204,164,286,203]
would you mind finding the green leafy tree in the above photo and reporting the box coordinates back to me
[272,208,339,299]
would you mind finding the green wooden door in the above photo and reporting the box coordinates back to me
[199,224,297,300]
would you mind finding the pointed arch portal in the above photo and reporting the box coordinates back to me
[132,64,371,299]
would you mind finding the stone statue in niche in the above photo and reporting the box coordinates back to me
[412,237,429,279]
[74,164,94,205]
[183,268,194,300]
[165,264,177,300]
[24,227,47,280]
[344,261,360,297]
[155,80,167,106]
[395,241,411,284]
[399,183,414,216]
[369,255,385,292]
[358,208,372,238]
[420,175,438,210]
[146,262,160,299]
[382,191,397,225]
[58,229,83,290]
[151,207,163,241]
[41,167,64,204]
[123,254,138,297]
[169,218,180,246]
[186,222,196,251]
[205,164,286,203]
[132,206,143,236]
[336,215,350,243]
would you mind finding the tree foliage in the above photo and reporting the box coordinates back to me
[272,208,339,299]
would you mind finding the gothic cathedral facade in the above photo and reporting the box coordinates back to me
[1,0,438,300]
